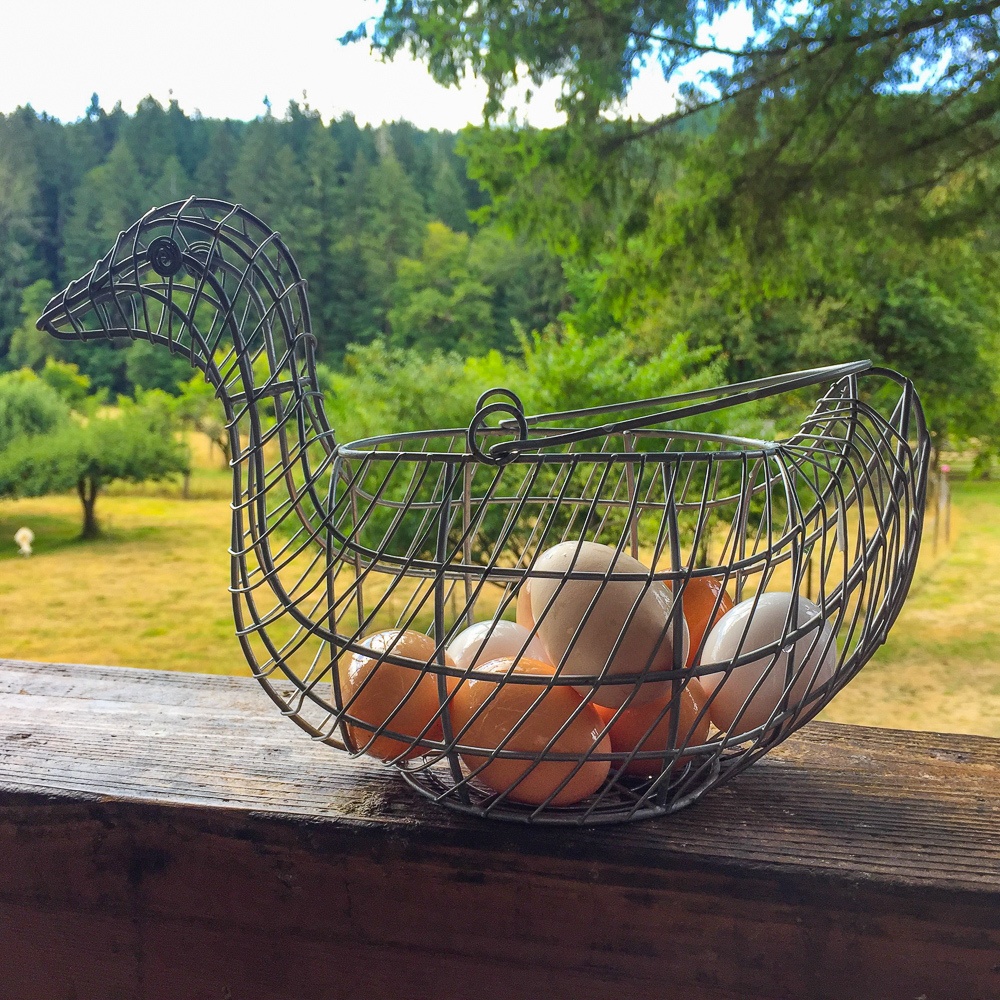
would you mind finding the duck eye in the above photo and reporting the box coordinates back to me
[147,236,183,277]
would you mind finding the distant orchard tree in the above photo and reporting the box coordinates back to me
[0,405,190,539]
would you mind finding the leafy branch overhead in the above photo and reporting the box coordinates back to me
[359,1,1000,242]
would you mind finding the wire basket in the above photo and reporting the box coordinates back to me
[37,198,931,824]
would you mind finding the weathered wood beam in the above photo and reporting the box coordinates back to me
[1,659,998,1000]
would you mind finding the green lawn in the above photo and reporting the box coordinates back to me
[820,478,1000,737]
[2,457,997,737]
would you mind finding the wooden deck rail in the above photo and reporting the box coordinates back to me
[1,657,998,1000]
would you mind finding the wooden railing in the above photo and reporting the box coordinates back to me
[1,657,998,1000]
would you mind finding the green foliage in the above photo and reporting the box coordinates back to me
[0,368,70,450]
[325,326,726,447]
[325,327,730,561]
[358,0,1000,462]
[389,222,494,352]
[0,100,494,378]
[0,114,43,342]
[364,1,1000,234]
[39,359,93,411]
[124,340,193,395]
[7,279,56,370]
[62,139,147,277]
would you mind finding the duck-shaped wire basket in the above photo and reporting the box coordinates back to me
[38,198,931,824]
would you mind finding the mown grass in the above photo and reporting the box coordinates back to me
[0,433,245,676]
[1,439,998,736]
[820,477,1000,737]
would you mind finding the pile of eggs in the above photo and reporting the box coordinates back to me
[338,541,838,809]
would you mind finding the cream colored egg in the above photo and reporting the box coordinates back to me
[700,592,838,738]
[447,619,550,672]
[529,540,688,709]
[516,581,534,630]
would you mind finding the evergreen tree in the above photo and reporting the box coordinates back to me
[388,222,493,352]
[327,150,376,354]
[297,126,342,357]
[0,114,41,346]
[194,121,239,200]
[427,155,470,233]
[358,134,428,333]
[123,96,176,180]
[7,280,57,370]
[62,139,148,276]
[153,154,192,206]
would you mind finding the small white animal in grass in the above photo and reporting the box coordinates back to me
[14,527,34,557]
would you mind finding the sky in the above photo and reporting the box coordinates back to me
[1,0,750,130]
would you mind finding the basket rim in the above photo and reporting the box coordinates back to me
[333,360,922,464]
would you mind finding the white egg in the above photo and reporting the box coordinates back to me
[528,540,688,709]
[446,619,550,672]
[700,592,838,738]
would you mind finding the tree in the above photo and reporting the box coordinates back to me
[122,96,176,180]
[358,135,429,331]
[359,2,1000,240]
[0,405,190,539]
[62,138,147,277]
[195,121,239,199]
[388,222,494,352]
[356,1,1000,459]
[153,154,191,206]
[0,114,42,346]
[426,148,471,232]
[38,358,92,411]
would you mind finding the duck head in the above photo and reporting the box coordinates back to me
[36,197,313,382]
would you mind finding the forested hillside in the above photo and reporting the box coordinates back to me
[2,65,998,467]
[0,95,567,393]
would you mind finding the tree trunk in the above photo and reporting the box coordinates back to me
[78,477,101,539]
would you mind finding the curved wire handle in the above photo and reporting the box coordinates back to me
[481,360,874,464]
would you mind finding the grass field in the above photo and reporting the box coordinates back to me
[1,444,998,737]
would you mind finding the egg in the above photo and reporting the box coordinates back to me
[594,679,712,778]
[447,619,549,672]
[528,540,688,709]
[700,593,838,738]
[338,629,452,762]
[449,657,612,806]
[674,575,734,668]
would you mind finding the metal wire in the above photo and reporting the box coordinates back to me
[38,198,931,825]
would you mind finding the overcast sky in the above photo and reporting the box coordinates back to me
[2,0,751,130]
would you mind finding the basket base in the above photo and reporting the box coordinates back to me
[399,755,723,825]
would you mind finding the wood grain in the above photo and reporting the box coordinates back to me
[1,658,998,1000]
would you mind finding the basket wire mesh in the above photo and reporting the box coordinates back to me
[38,198,931,824]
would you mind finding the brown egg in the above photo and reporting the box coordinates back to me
[528,541,687,709]
[338,629,452,762]
[595,679,712,778]
[449,657,611,806]
[673,575,734,668]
